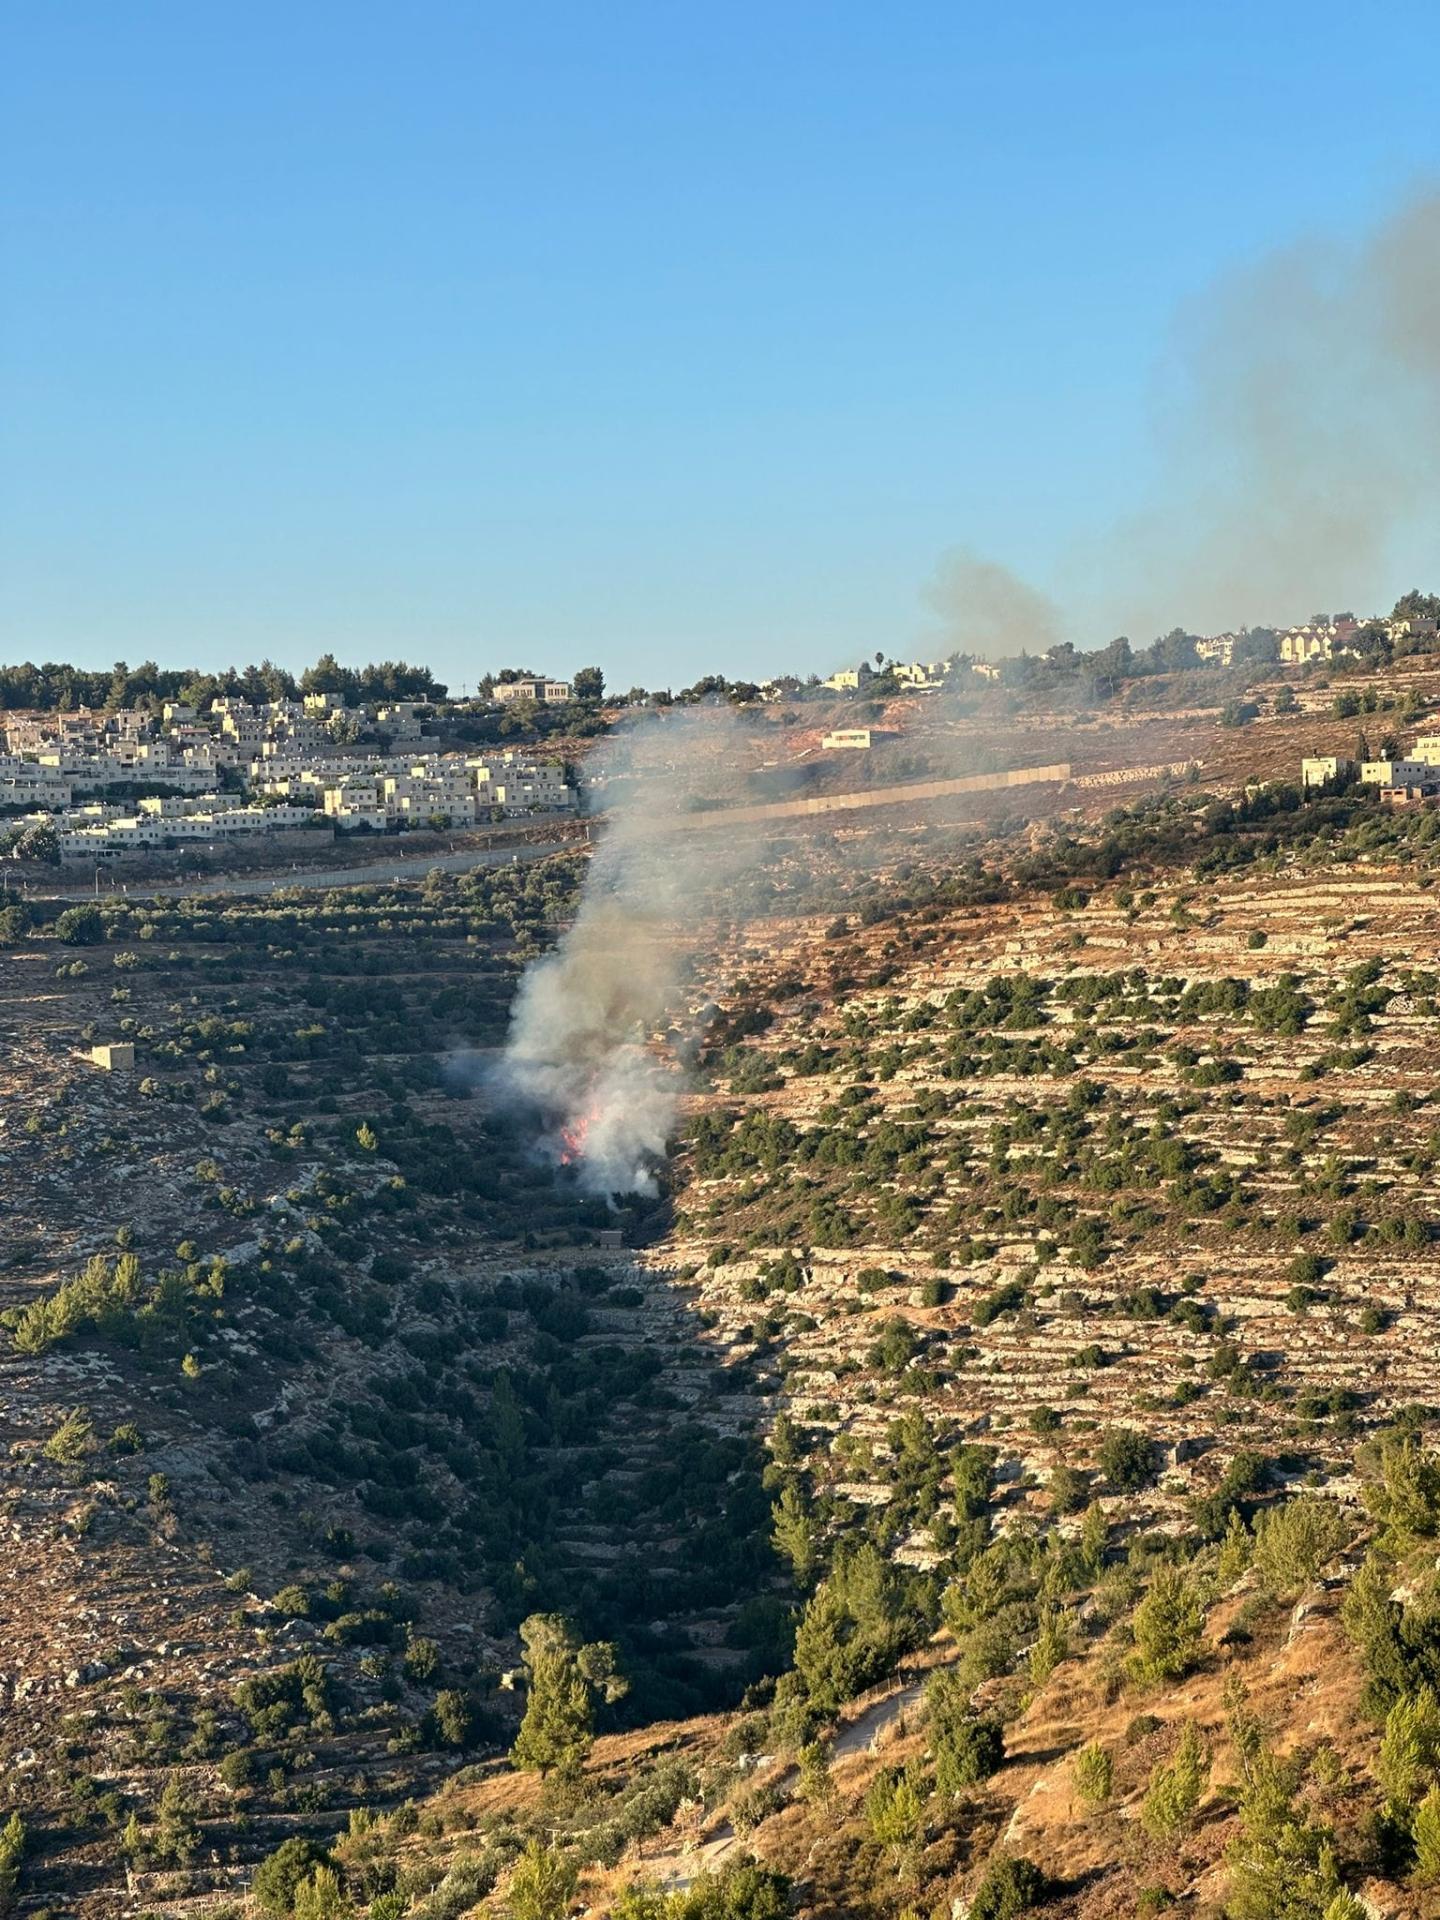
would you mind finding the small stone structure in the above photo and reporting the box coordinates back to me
[89,1042,135,1071]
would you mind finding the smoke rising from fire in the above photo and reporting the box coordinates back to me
[495,712,758,1198]
[931,187,1440,654]
[924,548,1062,660]
[1102,188,1440,637]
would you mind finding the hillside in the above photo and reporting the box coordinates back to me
[7,703,1440,1918]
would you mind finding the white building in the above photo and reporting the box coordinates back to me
[1195,633,1238,667]
[823,665,872,692]
[894,661,946,690]
[1300,756,1352,790]
[493,678,572,705]
[1360,758,1433,787]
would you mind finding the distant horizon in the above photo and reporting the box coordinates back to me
[6,3,1440,688]
[0,593,1434,705]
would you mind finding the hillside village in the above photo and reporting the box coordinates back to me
[6,591,1440,877]
[8,606,1440,1914]
[0,691,578,866]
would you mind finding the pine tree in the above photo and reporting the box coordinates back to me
[1377,1687,1440,1808]
[511,1614,627,1778]
[797,1740,834,1809]
[152,1772,200,1866]
[1226,1744,1344,1920]
[1339,1548,1412,1714]
[1412,1784,1440,1888]
[1073,1741,1113,1809]
[1367,1437,1440,1548]
[927,1669,1004,1797]
[1028,1606,1069,1685]
[293,1867,351,1920]
[771,1481,819,1588]
[863,1769,924,1854]
[1141,1722,1208,1838]
[505,1841,579,1920]
[1080,1500,1108,1573]
[1130,1565,1207,1684]
[1217,1508,1253,1585]
[0,1814,24,1918]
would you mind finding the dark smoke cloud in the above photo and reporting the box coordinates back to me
[1099,188,1440,636]
[935,187,1440,652]
[923,548,1062,659]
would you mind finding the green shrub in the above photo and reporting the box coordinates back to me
[251,1838,332,1915]
[1251,1497,1350,1600]
[968,1856,1048,1919]
[1097,1425,1156,1492]
[56,905,105,946]
[1073,1740,1113,1808]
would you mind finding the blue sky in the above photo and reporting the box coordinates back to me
[3,1,1439,692]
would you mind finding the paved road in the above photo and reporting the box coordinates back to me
[27,834,582,902]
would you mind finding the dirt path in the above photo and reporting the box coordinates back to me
[639,1665,933,1889]
[831,1676,927,1757]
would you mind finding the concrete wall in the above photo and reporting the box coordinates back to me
[655,761,1071,832]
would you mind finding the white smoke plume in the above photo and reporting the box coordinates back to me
[494,710,758,1198]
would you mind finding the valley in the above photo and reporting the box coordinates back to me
[6,690,1440,1919]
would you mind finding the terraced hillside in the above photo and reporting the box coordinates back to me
[13,760,1440,1919]
[674,867,1440,1521]
[0,864,782,1917]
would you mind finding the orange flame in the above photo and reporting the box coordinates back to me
[557,1100,602,1168]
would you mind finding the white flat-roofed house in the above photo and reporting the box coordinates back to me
[377,702,425,739]
[1300,756,1353,790]
[1195,632,1239,666]
[822,664,872,691]
[322,775,390,830]
[1360,758,1434,787]
[491,768,575,809]
[380,772,463,822]
[894,661,945,689]
[493,677,573,705]
[323,775,384,814]
[219,709,267,751]
[0,758,73,809]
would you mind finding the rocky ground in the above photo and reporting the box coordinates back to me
[6,684,1440,1916]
